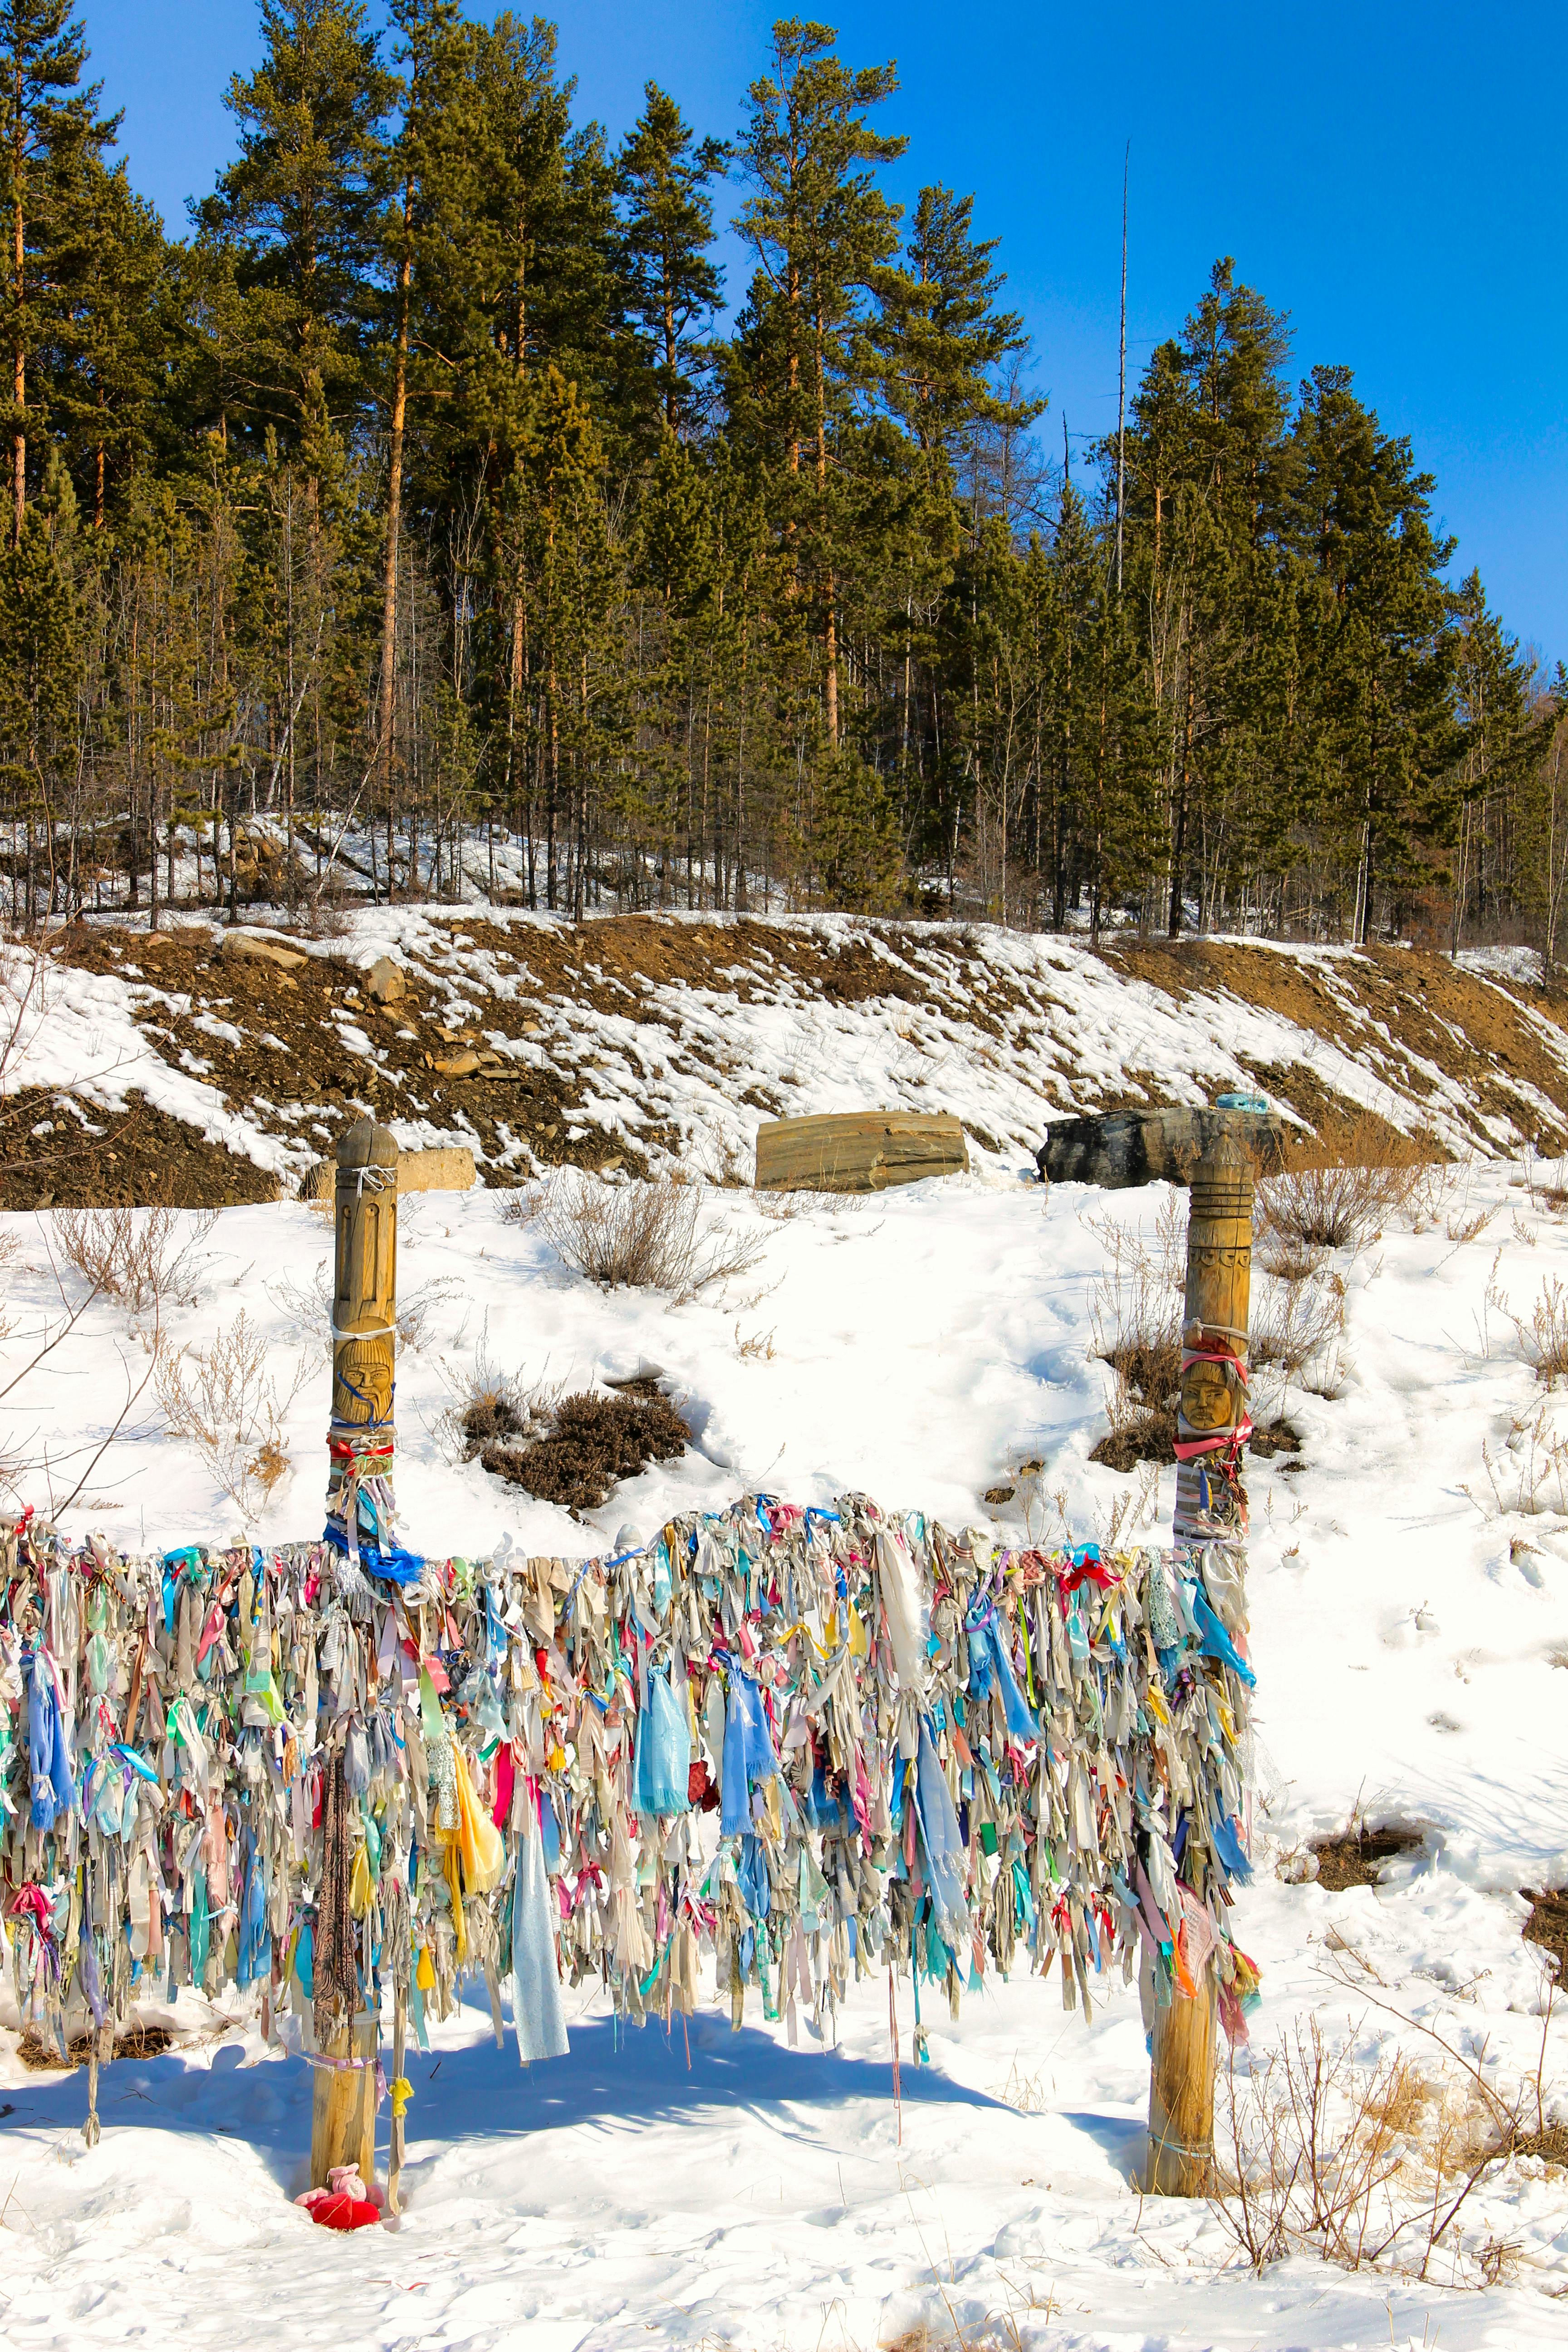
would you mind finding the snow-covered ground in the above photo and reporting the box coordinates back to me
[4,1158,1568,2348]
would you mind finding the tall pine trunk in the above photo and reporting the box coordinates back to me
[377,228,412,809]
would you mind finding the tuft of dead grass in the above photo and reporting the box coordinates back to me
[17,2023,173,2071]
[532,1170,765,1303]
[50,1205,218,1316]
[1513,1274,1568,1387]
[1471,1402,1568,1517]
[1310,1823,1424,1891]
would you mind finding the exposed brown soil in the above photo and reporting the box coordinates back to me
[461,1378,691,1514]
[0,1088,280,1208]
[1310,1825,1424,1891]
[16,2023,174,2070]
[10,915,1568,1208]
[1106,937,1568,1155]
[1522,1885,1568,1984]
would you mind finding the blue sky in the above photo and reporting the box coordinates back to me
[87,1,1565,666]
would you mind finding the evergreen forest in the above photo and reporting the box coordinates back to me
[2,0,1562,952]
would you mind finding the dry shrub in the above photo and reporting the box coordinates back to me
[460,1376,689,1512]
[1215,2015,1520,2283]
[1255,1115,1446,1254]
[1472,1401,1568,1516]
[536,1171,765,1302]
[1514,1274,1568,1387]
[156,1310,312,1519]
[498,1181,544,1226]
[1088,1174,1353,1476]
[1250,1257,1346,1388]
[1085,1199,1184,1469]
[51,1205,218,1315]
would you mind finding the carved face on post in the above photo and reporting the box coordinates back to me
[1179,1358,1235,1436]
[333,1336,394,1430]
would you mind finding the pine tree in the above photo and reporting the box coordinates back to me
[0,0,117,544]
[616,83,727,440]
[0,445,78,914]
[1448,571,1539,949]
[868,185,1030,464]
[198,0,396,459]
[375,0,468,804]
[735,18,904,747]
[1289,363,1459,940]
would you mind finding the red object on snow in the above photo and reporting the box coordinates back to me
[307,2191,381,2231]
[295,2165,384,2231]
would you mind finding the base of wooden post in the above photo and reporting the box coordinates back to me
[309,2009,378,2189]
[1146,1974,1217,2195]
[387,1986,407,2215]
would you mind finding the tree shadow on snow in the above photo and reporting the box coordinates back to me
[3,2005,1011,2193]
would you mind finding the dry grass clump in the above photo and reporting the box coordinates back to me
[459,1375,689,1512]
[1514,1274,1568,1387]
[1254,1114,1446,1254]
[50,1205,218,1315]
[1309,1823,1423,1891]
[1472,1401,1568,1517]
[156,1310,312,1519]
[529,1171,765,1302]
[18,2023,174,2071]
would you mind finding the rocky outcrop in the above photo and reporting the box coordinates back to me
[1037,1105,1287,1189]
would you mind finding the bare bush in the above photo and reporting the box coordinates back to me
[156,1311,313,1520]
[1250,1259,1347,1385]
[1523,1147,1568,1219]
[1255,1115,1446,1254]
[50,1205,218,1316]
[1085,1199,1185,1469]
[267,1258,458,1352]
[498,1180,547,1226]
[1214,2014,1524,2285]
[536,1171,765,1302]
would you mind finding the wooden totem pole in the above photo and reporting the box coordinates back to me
[1147,1122,1254,2196]
[311,1117,399,2190]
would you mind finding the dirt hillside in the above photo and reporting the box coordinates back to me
[3,913,1566,1207]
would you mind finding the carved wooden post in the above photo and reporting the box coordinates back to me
[312,1117,398,2189]
[325,1118,399,1568]
[1147,1122,1253,2195]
